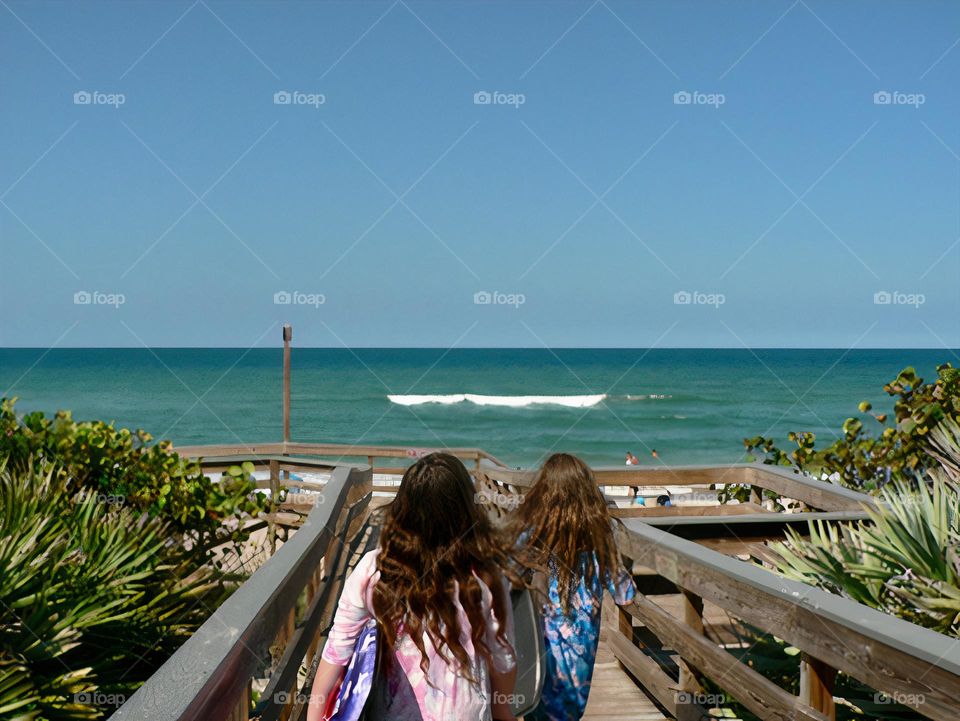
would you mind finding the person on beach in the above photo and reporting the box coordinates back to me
[508,453,637,721]
[307,453,517,721]
[625,452,639,500]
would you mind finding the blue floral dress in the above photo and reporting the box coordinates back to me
[527,553,636,721]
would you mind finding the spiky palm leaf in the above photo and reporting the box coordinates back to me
[770,419,960,637]
[0,461,236,720]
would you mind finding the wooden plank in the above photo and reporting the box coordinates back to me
[604,628,706,721]
[800,653,837,720]
[613,503,769,519]
[583,655,669,720]
[746,465,875,512]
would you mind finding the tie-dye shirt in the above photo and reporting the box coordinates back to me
[527,552,636,721]
[321,549,516,721]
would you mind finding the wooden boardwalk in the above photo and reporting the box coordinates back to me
[584,634,667,720]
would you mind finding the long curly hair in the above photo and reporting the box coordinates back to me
[508,453,622,611]
[371,452,512,684]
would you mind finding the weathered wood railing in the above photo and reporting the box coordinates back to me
[117,443,960,721]
[110,464,372,721]
[174,440,508,478]
[608,520,960,721]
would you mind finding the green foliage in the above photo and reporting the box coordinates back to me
[742,363,960,492]
[0,398,266,551]
[770,473,960,637]
[0,461,236,720]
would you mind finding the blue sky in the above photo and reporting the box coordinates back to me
[1,0,958,349]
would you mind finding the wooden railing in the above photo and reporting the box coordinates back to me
[117,442,960,721]
[111,464,372,721]
[608,520,960,721]
[174,440,509,478]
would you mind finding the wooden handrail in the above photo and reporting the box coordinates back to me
[481,461,875,512]
[612,519,960,721]
[110,464,372,721]
[173,441,510,469]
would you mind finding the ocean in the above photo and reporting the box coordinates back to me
[0,348,950,467]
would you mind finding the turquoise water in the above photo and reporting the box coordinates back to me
[0,349,950,467]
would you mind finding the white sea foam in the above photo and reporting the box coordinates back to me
[387,393,607,408]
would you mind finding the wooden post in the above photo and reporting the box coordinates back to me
[283,324,292,445]
[799,653,837,719]
[269,459,281,554]
[678,590,705,694]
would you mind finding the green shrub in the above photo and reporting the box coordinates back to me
[0,460,236,720]
[769,470,960,637]
[732,363,959,498]
[0,398,265,553]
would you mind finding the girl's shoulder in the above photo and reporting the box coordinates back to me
[343,549,381,606]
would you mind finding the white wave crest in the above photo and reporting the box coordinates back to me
[387,393,607,408]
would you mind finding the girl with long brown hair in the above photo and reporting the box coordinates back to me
[307,452,517,721]
[509,453,636,721]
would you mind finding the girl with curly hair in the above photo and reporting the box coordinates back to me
[308,452,517,721]
[509,453,636,721]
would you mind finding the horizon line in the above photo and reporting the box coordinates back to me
[1,346,956,352]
